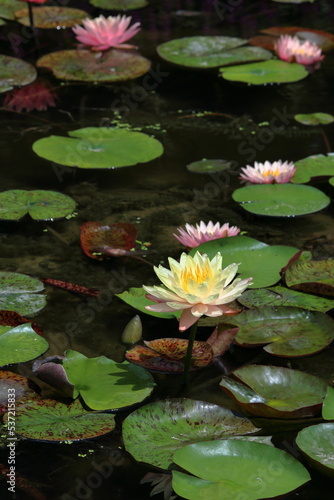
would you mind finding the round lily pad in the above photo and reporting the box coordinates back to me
[0,189,76,221]
[296,423,334,478]
[116,287,181,319]
[220,364,328,418]
[0,0,23,20]
[231,306,334,357]
[292,154,334,184]
[285,257,334,296]
[32,127,163,169]
[89,0,148,8]
[0,371,40,410]
[0,323,49,367]
[0,55,37,94]
[190,235,299,288]
[172,440,310,500]
[220,60,308,85]
[37,49,151,82]
[14,7,89,29]
[294,113,334,126]
[4,398,115,442]
[63,350,156,411]
[186,159,233,173]
[232,184,330,216]
[0,272,46,316]
[157,36,248,68]
[122,398,260,469]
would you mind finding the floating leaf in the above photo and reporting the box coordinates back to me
[292,154,334,183]
[0,55,37,94]
[0,189,76,221]
[322,386,334,420]
[186,159,233,174]
[37,49,151,82]
[0,323,49,367]
[14,7,89,29]
[238,285,334,313]
[294,113,334,126]
[0,0,23,20]
[4,398,115,442]
[33,127,163,169]
[220,364,327,418]
[296,423,334,478]
[122,398,260,469]
[232,184,330,216]
[231,306,334,357]
[63,350,155,411]
[206,325,239,357]
[220,60,308,85]
[190,235,298,288]
[157,36,248,68]
[89,0,148,8]
[285,257,334,296]
[116,287,181,319]
[172,440,310,500]
[0,371,40,410]
[248,35,276,51]
[0,272,46,316]
[80,221,137,260]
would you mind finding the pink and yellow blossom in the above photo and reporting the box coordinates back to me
[173,221,240,248]
[72,14,141,51]
[143,252,252,332]
[240,160,296,184]
[275,35,324,67]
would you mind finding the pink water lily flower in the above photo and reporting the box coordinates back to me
[143,251,252,331]
[72,14,141,51]
[240,160,296,184]
[174,221,240,248]
[275,35,324,67]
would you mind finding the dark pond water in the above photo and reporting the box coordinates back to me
[1,0,334,499]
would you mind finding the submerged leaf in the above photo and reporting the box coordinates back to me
[80,222,137,260]
[0,371,40,410]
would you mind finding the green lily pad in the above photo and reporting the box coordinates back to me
[294,113,334,126]
[232,184,330,216]
[33,127,163,169]
[186,159,233,173]
[220,365,327,418]
[237,285,334,312]
[231,306,334,357]
[329,176,334,186]
[157,36,248,68]
[116,287,180,319]
[15,7,89,29]
[0,272,46,316]
[122,398,260,469]
[190,235,298,288]
[4,398,115,442]
[322,386,334,420]
[285,257,334,296]
[37,49,151,82]
[296,423,334,478]
[220,60,308,85]
[172,440,310,500]
[89,0,148,8]
[0,189,76,221]
[292,154,334,183]
[0,0,23,20]
[63,350,155,411]
[0,371,40,410]
[0,323,48,367]
[0,55,37,94]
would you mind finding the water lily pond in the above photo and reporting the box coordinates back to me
[1,1,334,499]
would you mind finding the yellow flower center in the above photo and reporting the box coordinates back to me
[263,169,280,177]
[181,264,211,288]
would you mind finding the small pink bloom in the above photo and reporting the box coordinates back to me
[275,35,324,67]
[4,81,57,113]
[72,14,141,51]
[174,221,240,248]
[240,160,296,184]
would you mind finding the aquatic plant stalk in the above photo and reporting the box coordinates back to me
[183,321,198,385]
[28,2,34,30]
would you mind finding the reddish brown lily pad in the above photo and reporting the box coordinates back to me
[80,221,138,260]
[0,309,44,336]
[14,7,89,29]
[206,325,239,357]
[37,49,151,82]
[248,35,276,51]
[0,371,40,410]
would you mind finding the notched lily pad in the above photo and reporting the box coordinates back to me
[220,364,327,418]
[0,55,37,94]
[285,257,334,296]
[14,7,89,29]
[0,272,46,316]
[37,49,151,82]
[220,60,308,85]
[122,398,261,469]
[0,323,49,367]
[292,154,334,184]
[0,189,76,221]
[296,423,334,478]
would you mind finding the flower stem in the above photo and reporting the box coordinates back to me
[320,126,332,153]
[28,3,34,31]
[182,321,198,385]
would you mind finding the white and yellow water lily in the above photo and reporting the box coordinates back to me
[143,252,253,331]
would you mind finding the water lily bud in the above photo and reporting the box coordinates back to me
[121,315,142,344]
